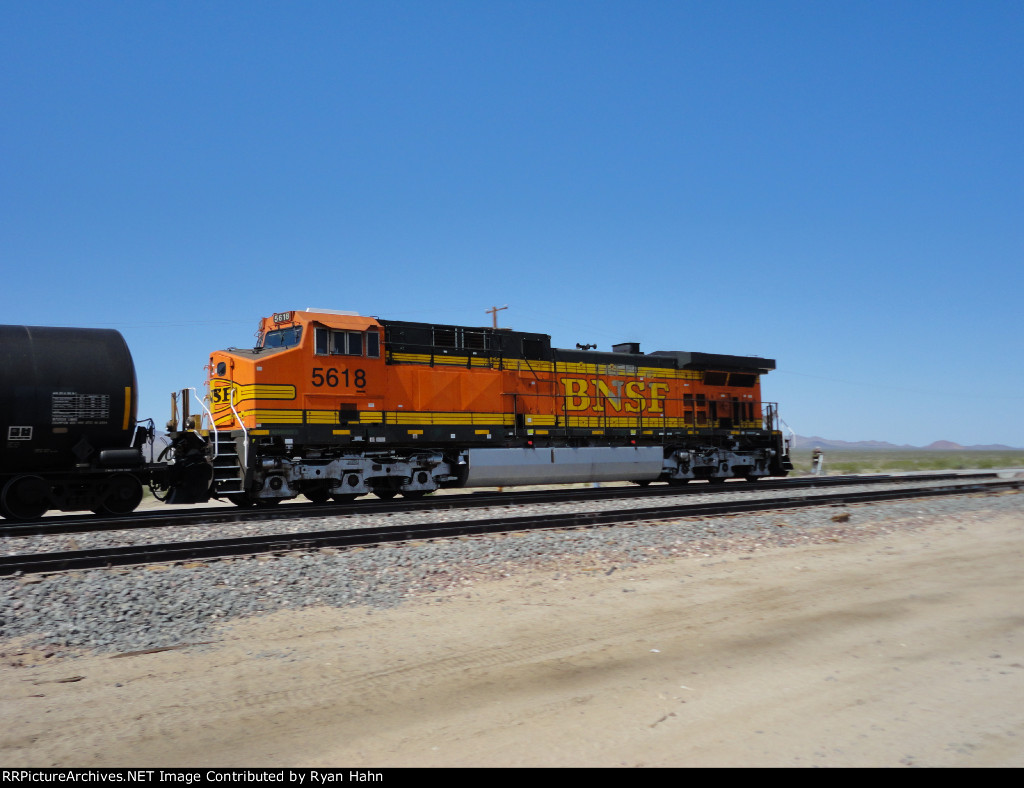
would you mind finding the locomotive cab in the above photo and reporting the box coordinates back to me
[169,309,401,505]
[206,309,386,435]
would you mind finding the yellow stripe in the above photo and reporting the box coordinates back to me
[386,353,716,382]
[390,352,501,368]
[244,384,296,399]
[559,416,712,429]
[229,408,742,433]
[305,411,340,424]
[210,382,296,402]
[389,411,511,426]
[390,352,430,363]
[252,409,304,424]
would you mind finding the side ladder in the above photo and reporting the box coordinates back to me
[211,435,247,496]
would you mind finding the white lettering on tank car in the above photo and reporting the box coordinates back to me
[51,393,111,425]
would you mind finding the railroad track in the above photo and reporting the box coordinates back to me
[0,470,1008,538]
[2,476,1019,576]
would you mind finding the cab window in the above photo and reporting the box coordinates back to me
[366,330,380,358]
[314,327,380,357]
[333,331,362,355]
[263,326,302,349]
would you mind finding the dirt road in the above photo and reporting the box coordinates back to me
[2,510,1022,767]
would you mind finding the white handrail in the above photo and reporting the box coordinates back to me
[186,388,219,459]
[228,387,248,468]
[778,416,796,456]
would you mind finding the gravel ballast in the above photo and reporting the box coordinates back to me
[1,488,1021,658]
[1,476,1008,556]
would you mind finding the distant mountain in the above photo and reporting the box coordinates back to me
[792,435,1021,451]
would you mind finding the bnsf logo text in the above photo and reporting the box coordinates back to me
[210,382,237,406]
[559,378,671,413]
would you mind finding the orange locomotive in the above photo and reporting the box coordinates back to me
[165,309,792,505]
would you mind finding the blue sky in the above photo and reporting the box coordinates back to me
[3,1,1022,447]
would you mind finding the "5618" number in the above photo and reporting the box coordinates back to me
[312,367,366,389]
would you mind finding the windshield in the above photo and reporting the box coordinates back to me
[262,326,302,349]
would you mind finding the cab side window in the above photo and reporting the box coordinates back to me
[366,330,380,358]
[315,328,330,355]
[333,331,362,356]
[314,327,381,357]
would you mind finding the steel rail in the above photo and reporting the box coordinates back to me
[0,471,1005,538]
[1,479,1019,577]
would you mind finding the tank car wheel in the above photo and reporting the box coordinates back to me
[0,475,50,521]
[331,494,358,503]
[401,490,431,499]
[632,480,651,487]
[93,474,144,516]
[255,498,282,507]
[373,489,398,500]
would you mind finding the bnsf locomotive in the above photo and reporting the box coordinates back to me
[163,309,792,506]
[0,310,792,520]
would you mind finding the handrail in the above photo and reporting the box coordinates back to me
[228,387,248,468]
[186,388,219,459]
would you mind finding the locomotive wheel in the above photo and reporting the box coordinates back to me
[93,474,144,516]
[226,493,281,507]
[331,494,358,503]
[373,489,398,500]
[303,478,331,503]
[1,475,51,521]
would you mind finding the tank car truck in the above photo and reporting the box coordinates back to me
[164,309,792,506]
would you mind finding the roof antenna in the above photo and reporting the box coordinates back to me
[486,305,508,329]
